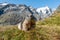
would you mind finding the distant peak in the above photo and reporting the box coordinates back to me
[36,6,50,13]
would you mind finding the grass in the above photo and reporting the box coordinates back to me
[0,25,60,40]
[36,12,60,26]
[0,12,60,40]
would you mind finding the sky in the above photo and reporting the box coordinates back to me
[0,0,60,9]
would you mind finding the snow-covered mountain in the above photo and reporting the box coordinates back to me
[36,6,52,19]
[0,3,40,25]
[0,3,54,25]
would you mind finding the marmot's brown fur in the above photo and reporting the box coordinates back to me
[18,14,36,31]
[22,17,31,31]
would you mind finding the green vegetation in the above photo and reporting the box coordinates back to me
[0,25,60,40]
[0,12,60,40]
[36,12,60,26]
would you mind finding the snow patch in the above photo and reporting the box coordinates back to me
[36,6,53,19]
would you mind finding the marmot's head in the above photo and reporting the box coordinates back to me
[26,14,37,21]
[25,14,32,20]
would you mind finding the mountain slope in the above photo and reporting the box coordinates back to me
[0,3,54,25]
[56,5,60,12]
[0,3,40,25]
[36,10,60,26]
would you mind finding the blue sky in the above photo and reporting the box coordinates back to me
[0,0,60,9]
